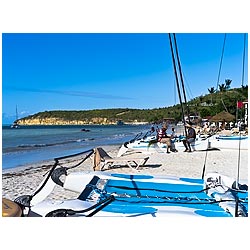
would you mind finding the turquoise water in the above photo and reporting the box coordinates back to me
[2,124,152,170]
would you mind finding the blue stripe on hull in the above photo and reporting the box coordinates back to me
[218,136,248,140]
[106,179,204,193]
[180,177,204,184]
[101,200,232,217]
[111,173,154,179]
[98,178,233,217]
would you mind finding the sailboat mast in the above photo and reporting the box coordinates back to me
[173,34,191,123]
[11,105,19,128]
[15,105,18,121]
[168,33,187,137]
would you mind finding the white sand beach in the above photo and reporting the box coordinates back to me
[2,145,248,202]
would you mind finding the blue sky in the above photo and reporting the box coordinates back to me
[2,33,248,124]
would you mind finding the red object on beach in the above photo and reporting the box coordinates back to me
[237,100,244,109]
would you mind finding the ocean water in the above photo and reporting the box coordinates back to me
[2,124,152,171]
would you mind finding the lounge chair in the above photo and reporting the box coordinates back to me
[220,129,233,136]
[93,147,149,171]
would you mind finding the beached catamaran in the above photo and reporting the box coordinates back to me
[116,130,216,157]
[116,127,248,157]
[2,149,248,217]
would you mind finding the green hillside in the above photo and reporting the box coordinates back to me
[18,85,248,125]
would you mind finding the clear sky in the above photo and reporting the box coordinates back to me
[2,33,248,124]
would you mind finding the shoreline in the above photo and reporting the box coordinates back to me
[1,144,119,175]
[2,144,248,202]
[6,122,150,126]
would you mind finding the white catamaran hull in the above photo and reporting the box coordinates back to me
[6,148,247,218]
[117,133,248,157]
[28,171,247,217]
[209,135,248,150]
[117,135,214,156]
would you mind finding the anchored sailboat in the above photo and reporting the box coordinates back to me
[11,105,20,129]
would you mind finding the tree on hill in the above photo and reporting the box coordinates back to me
[219,79,232,92]
[219,83,226,92]
[225,79,232,90]
[208,87,216,94]
[241,83,248,97]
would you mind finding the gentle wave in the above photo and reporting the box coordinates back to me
[3,134,131,154]
[3,138,96,153]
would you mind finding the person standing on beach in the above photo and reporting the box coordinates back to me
[157,124,171,153]
[183,122,196,152]
[170,127,178,152]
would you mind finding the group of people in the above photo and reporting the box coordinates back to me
[156,124,175,153]
[200,120,247,134]
[155,122,196,153]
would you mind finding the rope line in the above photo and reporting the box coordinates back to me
[112,195,247,205]
[107,184,211,194]
[93,183,248,205]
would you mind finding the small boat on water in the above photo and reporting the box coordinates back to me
[3,149,248,217]
[81,128,90,132]
[10,105,20,129]
[11,121,20,129]
[116,120,124,125]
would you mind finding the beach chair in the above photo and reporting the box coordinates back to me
[93,147,149,171]
[220,129,233,136]
[231,127,239,134]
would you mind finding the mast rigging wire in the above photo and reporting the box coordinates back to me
[216,34,227,92]
[241,34,246,86]
[235,33,247,207]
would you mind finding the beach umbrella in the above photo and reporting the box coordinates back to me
[210,111,235,122]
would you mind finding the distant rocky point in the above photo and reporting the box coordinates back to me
[17,114,148,126]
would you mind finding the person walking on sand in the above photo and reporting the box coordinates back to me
[157,124,171,153]
[183,122,196,152]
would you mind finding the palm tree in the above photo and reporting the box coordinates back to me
[219,83,226,92]
[241,84,248,96]
[225,79,232,90]
[208,86,216,105]
[208,87,216,94]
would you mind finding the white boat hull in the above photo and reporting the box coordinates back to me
[117,134,248,157]
[28,171,247,217]
[117,135,214,156]
[209,135,248,150]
